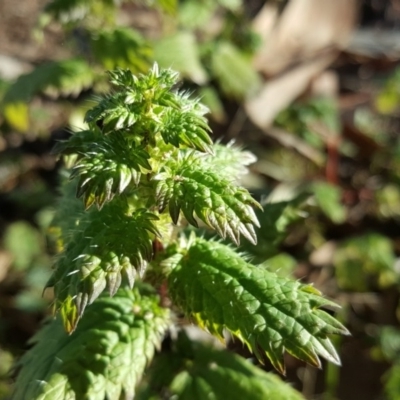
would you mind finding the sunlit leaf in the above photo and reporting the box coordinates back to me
[154,153,261,245]
[168,238,349,374]
[13,287,170,400]
[47,201,161,331]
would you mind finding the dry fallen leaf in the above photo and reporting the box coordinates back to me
[246,0,359,129]
[253,0,359,76]
[245,54,336,129]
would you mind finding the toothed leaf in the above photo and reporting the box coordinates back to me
[154,155,261,244]
[47,203,161,331]
[13,287,170,400]
[168,239,349,374]
[159,106,213,153]
[139,331,304,400]
[84,66,212,153]
[57,130,150,209]
[202,141,257,180]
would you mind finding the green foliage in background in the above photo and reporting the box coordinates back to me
[0,0,259,134]
[137,330,304,400]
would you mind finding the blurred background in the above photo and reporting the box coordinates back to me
[1,0,400,399]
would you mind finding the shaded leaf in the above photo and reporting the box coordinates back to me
[139,330,304,400]
[13,287,170,400]
[334,233,398,291]
[90,27,152,72]
[312,181,346,224]
[4,222,43,271]
[377,326,400,362]
[240,193,310,261]
[44,0,117,24]
[4,58,93,103]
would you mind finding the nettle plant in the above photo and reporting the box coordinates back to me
[13,65,349,399]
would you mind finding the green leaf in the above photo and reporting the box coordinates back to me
[84,66,212,153]
[217,0,242,11]
[274,97,340,149]
[375,66,400,115]
[375,183,400,219]
[47,202,161,331]
[377,326,400,362]
[385,363,400,400]
[312,181,346,224]
[3,222,43,271]
[49,178,87,245]
[85,93,142,135]
[56,130,151,209]
[2,102,29,132]
[151,0,177,14]
[240,193,310,262]
[211,41,260,99]
[198,86,226,123]
[3,59,93,131]
[90,27,152,72]
[44,0,117,24]
[13,287,170,400]
[139,331,304,400]
[334,233,398,291]
[154,31,208,85]
[178,0,216,29]
[201,141,257,180]
[168,239,349,374]
[154,154,261,245]
[260,253,297,278]
[4,58,93,103]
[159,106,213,153]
